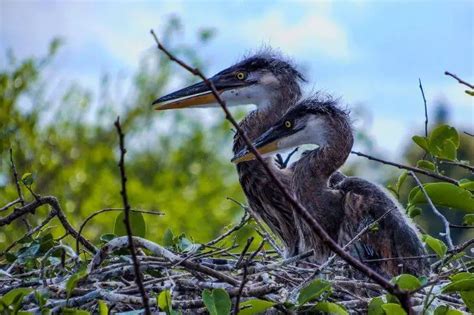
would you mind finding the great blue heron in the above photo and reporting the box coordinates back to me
[152,50,313,256]
[232,98,430,277]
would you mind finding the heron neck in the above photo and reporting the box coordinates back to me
[295,125,353,184]
[233,94,298,153]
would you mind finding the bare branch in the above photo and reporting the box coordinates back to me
[9,147,31,230]
[114,117,151,315]
[0,196,96,253]
[410,172,454,249]
[352,151,459,185]
[418,78,429,138]
[444,71,474,90]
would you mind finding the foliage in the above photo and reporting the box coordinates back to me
[0,18,245,248]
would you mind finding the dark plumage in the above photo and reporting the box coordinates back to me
[237,98,430,277]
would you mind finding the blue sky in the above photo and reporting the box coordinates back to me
[1,0,473,157]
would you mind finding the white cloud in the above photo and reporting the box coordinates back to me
[241,6,350,60]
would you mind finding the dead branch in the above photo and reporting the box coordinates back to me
[114,117,151,315]
[351,151,459,185]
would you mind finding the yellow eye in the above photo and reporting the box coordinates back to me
[236,71,246,80]
[285,120,292,128]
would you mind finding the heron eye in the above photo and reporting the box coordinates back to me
[284,120,292,128]
[236,71,247,80]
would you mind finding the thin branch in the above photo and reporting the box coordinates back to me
[150,30,412,312]
[0,198,21,212]
[0,196,97,253]
[449,224,474,229]
[88,236,239,286]
[351,151,458,185]
[464,131,474,137]
[439,160,474,173]
[114,117,150,315]
[444,71,474,90]
[75,207,163,254]
[418,78,428,138]
[410,172,454,250]
[205,211,250,247]
[9,147,30,230]
[233,265,248,315]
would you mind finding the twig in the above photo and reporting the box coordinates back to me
[233,265,248,315]
[226,197,284,257]
[439,160,474,173]
[351,151,458,185]
[444,71,474,89]
[0,198,21,212]
[150,30,412,312]
[464,131,474,137]
[449,224,474,229]
[114,117,150,315]
[75,207,163,254]
[418,79,428,138]
[0,196,96,253]
[88,236,239,285]
[9,148,30,230]
[235,237,254,269]
[2,209,56,255]
[410,171,454,250]
[205,211,250,247]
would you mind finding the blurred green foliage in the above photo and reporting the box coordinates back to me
[0,18,247,248]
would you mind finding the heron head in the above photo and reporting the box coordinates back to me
[152,50,304,110]
[231,99,349,163]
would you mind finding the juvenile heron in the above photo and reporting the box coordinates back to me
[232,99,430,277]
[153,50,307,256]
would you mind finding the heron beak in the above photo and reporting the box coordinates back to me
[231,141,279,164]
[152,73,253,110]
[152,80,221,110]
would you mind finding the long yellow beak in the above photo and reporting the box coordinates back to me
[232,141,279,164]
[153,91,219,110]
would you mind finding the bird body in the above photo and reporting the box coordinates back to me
[153,50,308,256]
[233,99,430,277]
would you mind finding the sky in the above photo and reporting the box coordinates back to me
[1,0,473,157]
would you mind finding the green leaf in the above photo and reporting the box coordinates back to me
[367,296,384,315]
[422,235,447,258]
[434,305,464,315]
[460,179,474,192]
[429,124,460,148]
[412,136,429,152]
[449,272,474,282]
[100,233,116,243]
[460,291,474,312]
[428,125,460,160]
[408,182,474,213]
[416,160,436,171]
[442,279,474,292]
[114,211,146,238]
[21,172,34,186]
[202,289,231,315]
[297,279,331,305]
[158,290,172,314]
[66,269,87,298]
[313,302,348,315]
[407,205,422,218]
[98,300,108,315]
[238,299,275,315]
[381,303,407,315]
[393,274,421,290]
[0,288,33,312]
[463,214,474,226]
[163,228,174,247]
